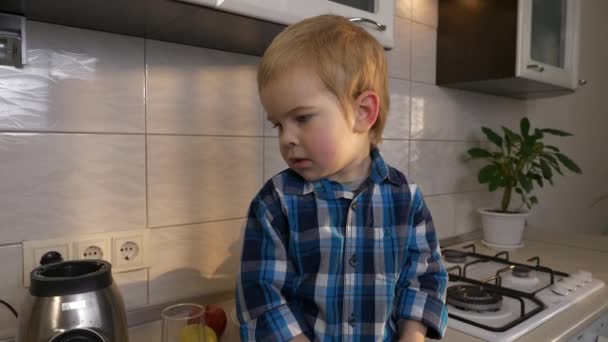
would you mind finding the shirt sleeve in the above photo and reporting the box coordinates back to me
[393,185,449,339]
[236,185,311,341]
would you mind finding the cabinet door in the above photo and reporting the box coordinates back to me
[326,0,395,48]
[516,0,580,89]
[180,0,394,49]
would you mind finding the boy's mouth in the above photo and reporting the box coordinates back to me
[290,158,312,168]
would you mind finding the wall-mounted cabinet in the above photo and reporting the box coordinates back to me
[179,0,395,49]
[437,0,582,99]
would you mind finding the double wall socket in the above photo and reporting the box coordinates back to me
[22,230,148,287]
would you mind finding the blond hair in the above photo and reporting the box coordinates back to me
[258,15,389,147]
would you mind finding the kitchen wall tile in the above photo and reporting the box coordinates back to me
[0,21,145,133]
[146,40,263,136]
[0,244,26,339]
[424,194,456,239]
[379,140,409,175]
[148,220,245,305]
[412,0,438,28]
[0,133,146,244]
[263,109,278,137]
[396,0,413,19]
[114,269,149,310]
[410,83,526,141]
[409,140,485,196]
[147,136,263,227]
[453,191,497,235]
[386,17,411,81]
[425,191,495,240]
[385,78,410,139]
[264,138,287,182]
[411,23,437,84]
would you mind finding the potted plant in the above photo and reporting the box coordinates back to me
[467,117,582,248]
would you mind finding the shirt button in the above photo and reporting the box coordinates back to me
[351,202,359,210]
[348,313,356,327]
[349,254,358,267]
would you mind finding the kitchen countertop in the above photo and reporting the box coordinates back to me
[129,228,608,342]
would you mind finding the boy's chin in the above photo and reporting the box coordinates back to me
[291,168,322,182]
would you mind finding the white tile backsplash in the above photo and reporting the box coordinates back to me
[0,245,25,339]
[0,133,146,244]
[264,137,287,182]
[386,17,412,80]
[396,0,413,19]
[147,136,263,227]
[114,269,149,310]
[146,40,263,136]
[385,78,411,139]
[148,219,245,305]
[409,140,485,195]
[379,140,410,175]
[0,21,145,133]
[411,22,437,84]
[412,0,438,28]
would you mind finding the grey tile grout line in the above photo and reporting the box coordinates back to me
[144,38,150,307]
[148,217,247,230]
[144,38,149,232]
[0,131,271,138]
[407,15,413,175]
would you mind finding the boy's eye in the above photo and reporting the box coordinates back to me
[295,114,312,124]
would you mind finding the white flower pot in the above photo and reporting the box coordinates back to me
[478,208,531,247]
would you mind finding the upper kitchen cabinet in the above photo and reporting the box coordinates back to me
[179,0,396,49]
[436,0,581,99]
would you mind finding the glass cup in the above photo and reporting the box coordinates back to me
[161,303,206,342]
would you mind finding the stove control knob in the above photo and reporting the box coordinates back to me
[551,283,569,296]
[573,270,592,283]
[561,277,578,290]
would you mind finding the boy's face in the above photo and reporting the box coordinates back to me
[261,68,371,183]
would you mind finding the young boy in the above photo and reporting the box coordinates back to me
[236,15,448,341]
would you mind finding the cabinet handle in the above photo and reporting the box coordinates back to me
[348,17,386,31]
[527,64,545,72]
[578,79,587,86]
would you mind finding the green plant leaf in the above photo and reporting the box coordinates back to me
[533,142,544,153]
[539,159,553,180]
[541,128,573,137]
[520,117,530,137]
[502,126,522,143]
[515,187,523,194]
[530,196,538,205]
[478,164,499,183]
[467,148,493,158]
[545,145,560,152]
[519,173,533,193]
[533,128,544,139]
[555,153,582,173]
[542,154,564,175]
[482,127,503,147]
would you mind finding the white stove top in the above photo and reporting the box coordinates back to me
[442,246,605,342]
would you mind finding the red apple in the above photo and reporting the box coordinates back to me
[203,304,227,337]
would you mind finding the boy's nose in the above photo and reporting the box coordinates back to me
[279,128,298,147]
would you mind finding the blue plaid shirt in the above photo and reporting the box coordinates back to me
[236,149,448,341]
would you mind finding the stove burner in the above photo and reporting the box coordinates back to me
[447,285,503,312]
[512,265,532,278]
[443,249,467,263]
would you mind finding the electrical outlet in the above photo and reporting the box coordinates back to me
[74,236,110,262]
[23,238,72,287]
[112,230,147,272]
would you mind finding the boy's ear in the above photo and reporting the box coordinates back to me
[352,90,380,134]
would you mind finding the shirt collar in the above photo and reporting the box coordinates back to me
[282,147,406,198]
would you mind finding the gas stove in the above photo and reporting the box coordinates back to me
[442,244,605,341]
